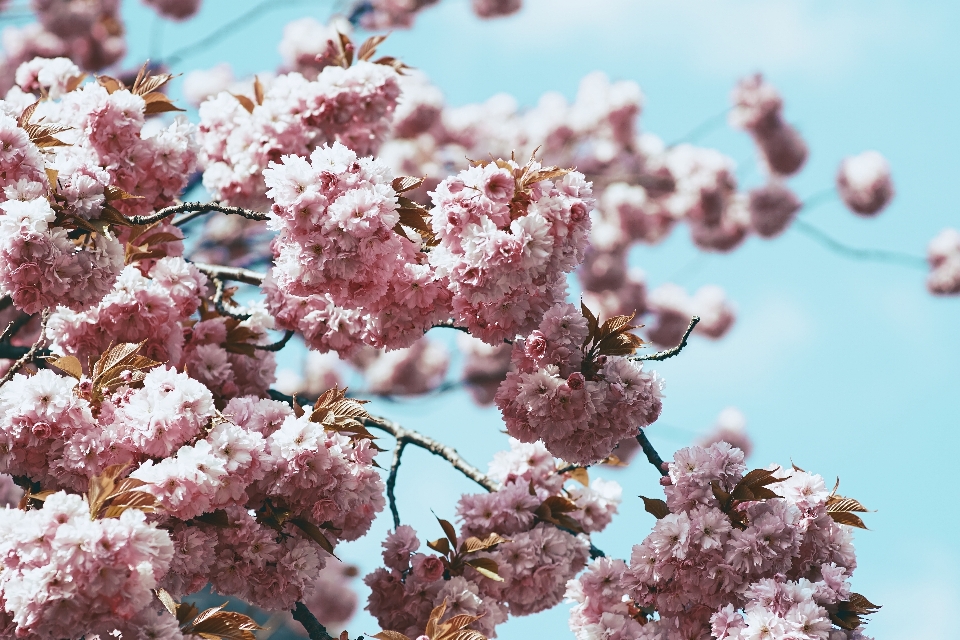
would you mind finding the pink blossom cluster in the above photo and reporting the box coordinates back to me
[926,228,960,295]
[353,0,441,30]
[729,74,808,177]
[366,440,619,637]
[836,151,895,216]
[46,255,279,404]
[457,334,513,405]
[197,63,401,208]
[0,196,122,314]
[278,16,353,80]
[0,491,173,638]
[0,3,125,92]
[495,303,664,464]
[286,562,361,634]
[646,283,736,348]
[698,407,753,458]
[0,358,384,613]
[142,0,202,21]
[11,58,199,219]
[362,337,450,395]
[429,161,593,344]
[262,143,451,354]
[566,443,866,640]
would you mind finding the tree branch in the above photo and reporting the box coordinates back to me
[364,416,500,493]
[792,219,927,268]
[0,311,31,343]
[254,330,295,352]
[0,311,50,386]
[386,438,408,529]
[637,430,669,477]
[211,277,252,321]
[290,601,335,640]
[192,263,266,286]
[631,316,699,362]
[126,202,269,227]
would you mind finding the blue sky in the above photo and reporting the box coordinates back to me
[114,1,960,638]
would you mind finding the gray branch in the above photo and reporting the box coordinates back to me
[0,311,50,387]
[125,201,269,227]
[192,263,266,286]
[631,316,700,362]
[364,415,500,493]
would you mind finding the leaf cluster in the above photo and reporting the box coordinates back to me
[48,341,161,408]
[300,385,383,451]
[534,494,585,534]
[124,221,180,264]
[469,151,570,223]
[86,464,160,519]
[156,589,260,640]
[829,593,880,630]
[374,598,487,640]
[314,32,408,74]
[825,478,870,530]
[391,176,438,247]
[98,64,184,116]
[18,102,71,149]
[195,301,265,358]
[710,468,787,530]
[253,499,340,557]
[426,516,508,582]
[231,77,265,114]
[579,302,645,378]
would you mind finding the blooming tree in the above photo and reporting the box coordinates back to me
[0,2,894,640]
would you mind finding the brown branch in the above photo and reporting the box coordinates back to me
[364,416,500,493]
[126,202,269,227]
[0,311,50,386]
[632,316,699,362]
[386,438,409,529]
[192,263,266,286]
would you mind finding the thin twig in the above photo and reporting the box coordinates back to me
[127,201,269,227]
[669,106,732,147]
[637,430,669,477]
[290,602,336,640]
[386,438,409,529]
[254,330,295,352]
[0,312,31,343]
[631,316,700,362]
[0,311,50,386]
[211,277,252,321]
[432,320,513,345]
[364,416,500,493]
[792,219,927,268]
[163,0,317,67]
[192,263,266,286]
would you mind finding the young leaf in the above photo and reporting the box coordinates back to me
[231,93,256,113]
[427,537,452,556]
[253,76,264,105]
[358,34,389,61]
[462,533,508,553]
[567,467,590,486]
[372,632,412,640]
[466,558,504,582]
[290,518,338,557]
[47,355,83,380]
[436,516,458,548]
[155,589,177,616]
[640,496,670,519]
[392,176,424,193]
